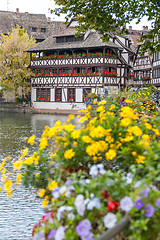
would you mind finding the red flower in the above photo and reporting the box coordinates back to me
[101,190,109,199]
[107,200,119,211]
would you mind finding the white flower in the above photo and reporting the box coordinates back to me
[123,172,133,184]
[55,226,65,240]
[68,212,75,220]
[87,198,101,210]
[59,185,67,194]
[74,194,85,216]
[103,213,117,228]
[134,180,141,188]
[57,206,73,221]
[120,196,133,212]
[89,165,98,177]
[74,194,84,207]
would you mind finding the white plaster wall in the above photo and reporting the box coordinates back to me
[32,102,86,110]
[51,88,55,101]
[62,89,67,102]
[76,88,82,102]
[31,88,36,103]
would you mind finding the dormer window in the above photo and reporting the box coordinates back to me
[32,27,37,32]
[41,28,46,33]
[56,35,84,43]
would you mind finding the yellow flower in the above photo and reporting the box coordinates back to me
[36,173,40,177]
[4,180,12,192]
[67,114,74,123]
[90,126,106,138]
[86,142,99,156]
[127,126,142,136]
[132,151,137,157]
[42,199,49,208]
[78,116,88,123]
[105,149,117,160]
[39,137,48,150]
[0,158,7,171]
[2,168,6,174]
[24,156,34,165]
[21,148,28,158]
[93,156,98,161]
[15,173,22,185]
[64,149,75,159]
[120,106,138,119]
[13,160,23,170]
[82,136,92,143]
[144,123,152,130]
[34,155,40,165]
[136,155,145,164]
[98,100,106,105]
[27,135,36,145]
[97,106,105,112]
[63,124,75,132]
[73,141,78,147]
[109,105,116,111]
[48,180,58,191]
[152,128,160,136]
[93,100,97,104]
[142,134,150,142]
[124,100,133,103]
[71,130,81,139]
[39,189,45,197]
[120,118,131,127]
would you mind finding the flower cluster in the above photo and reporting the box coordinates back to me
[104,71,118,76]
[0,86,160,239]
[36,97,50,102]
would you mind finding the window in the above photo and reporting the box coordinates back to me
[68,88,75,102]
[55,88,62,102]
[32,27,37,32]
[83,88,91,102]
[33,69,43,76]
[41,28,46,33]
[66,36,74,42]
[36,88,50,101]
[56,37,65,43]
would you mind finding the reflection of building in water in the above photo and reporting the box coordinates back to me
[31,114,68,133]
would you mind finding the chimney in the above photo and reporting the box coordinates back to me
[143,26,148,31]
[16,8,19,15]
[129,26,132,31]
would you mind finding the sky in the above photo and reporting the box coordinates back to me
[0,0,152,30]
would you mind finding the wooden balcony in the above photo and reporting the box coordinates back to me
[31,75,121,87]
[128,78,160,87]
[30,56,119,68]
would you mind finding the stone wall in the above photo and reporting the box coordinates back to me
[0,102,33,113]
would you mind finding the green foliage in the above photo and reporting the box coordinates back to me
[53,0,160,53]
[0,25,36,99]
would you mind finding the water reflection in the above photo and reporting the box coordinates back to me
[0,112,68,240]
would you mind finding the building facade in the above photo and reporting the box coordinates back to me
[0,8,65,43]
[27,19,136,110]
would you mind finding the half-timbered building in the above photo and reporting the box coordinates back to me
[27,19,136,110]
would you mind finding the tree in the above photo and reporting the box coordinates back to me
[53,0,160,53]
[0,25,36,100]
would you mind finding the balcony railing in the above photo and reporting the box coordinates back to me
[30,56,118,67]
[31,75,121,87]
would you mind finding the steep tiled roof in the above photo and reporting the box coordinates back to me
[27,30,122,52]
[0,10,65,41]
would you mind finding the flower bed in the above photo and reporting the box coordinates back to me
[0,86,160,240]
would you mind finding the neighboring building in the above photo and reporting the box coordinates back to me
[128,26,153,84]
[153,35,160,85]
[27,18,136,110]
[153,51,160,85]
[0,8,65,42]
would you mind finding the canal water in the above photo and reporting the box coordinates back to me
[0,112,68,240]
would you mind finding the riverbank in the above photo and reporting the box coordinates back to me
[0,102,82,115]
